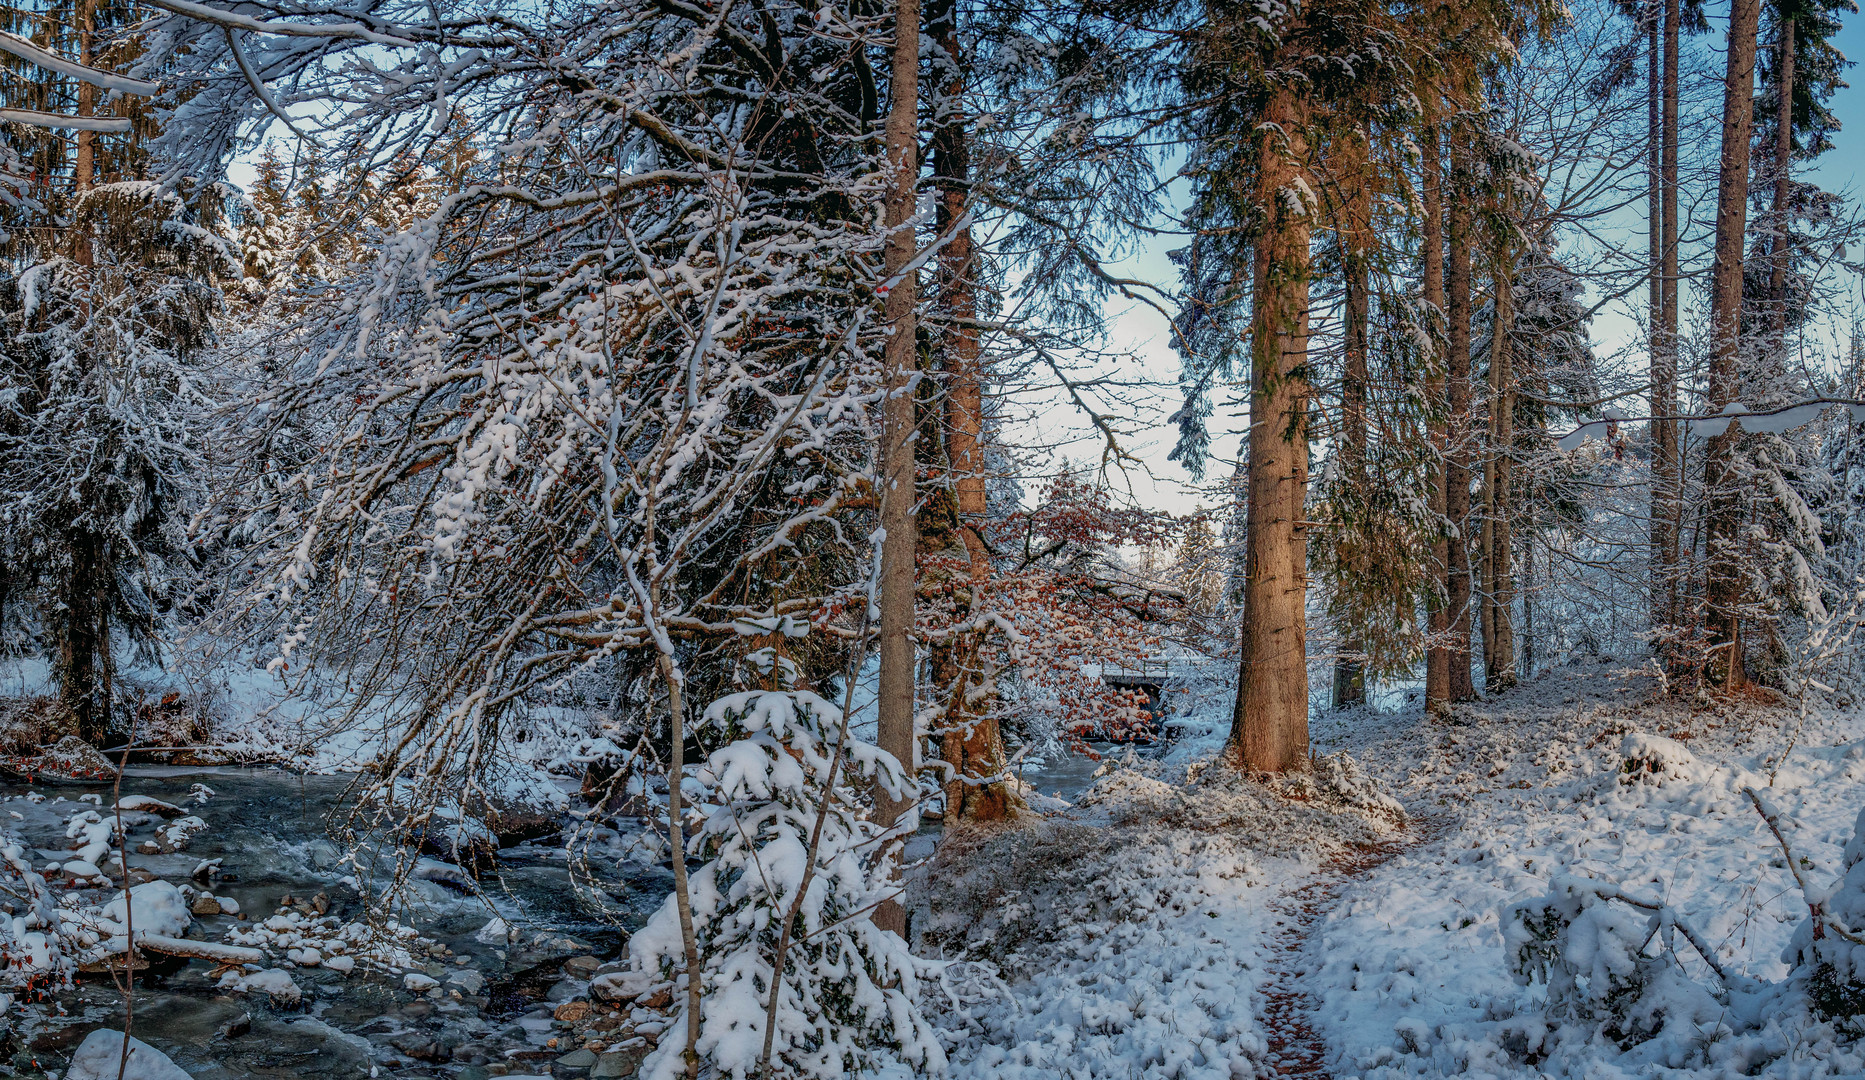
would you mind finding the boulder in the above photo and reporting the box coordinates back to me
[64,1029,190,1080]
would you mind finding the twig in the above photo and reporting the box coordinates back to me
[110,705,138,1080]
[1745,788,1865,945]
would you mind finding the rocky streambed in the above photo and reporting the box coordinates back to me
[0,766,672,1080]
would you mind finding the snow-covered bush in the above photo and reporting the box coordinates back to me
[1506,876,1725,1050]
[620,649,945,1079]
[1786,806,1865,1025]
[1617,733,1709,786]
[0,830,73,995]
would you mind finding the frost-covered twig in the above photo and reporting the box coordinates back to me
[1744,787,1865,945]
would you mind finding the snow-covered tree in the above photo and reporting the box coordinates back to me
[0,181,233,742]
[612,645,944,1078]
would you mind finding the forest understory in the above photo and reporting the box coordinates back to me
[910,662,1865,1080]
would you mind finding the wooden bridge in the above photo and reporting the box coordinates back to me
[1087,655,1210,741]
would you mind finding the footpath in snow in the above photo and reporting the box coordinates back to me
[922,748,1408,1079]
[924,664,1865,1080]
[1312,664,1865,1079]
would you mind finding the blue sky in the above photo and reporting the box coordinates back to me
[1051,5,1865,518]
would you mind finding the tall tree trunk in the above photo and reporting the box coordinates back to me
[1228,83,1312,773]
[1769,14,1795,342]
[74,0,96,266]
[1445,142,1477,702]
[1331,134,1371,710]
[1647,0,1661,353]
[1652,0,1682,653]
[1520,534,1535,680]
[929,0,1016,821]
[1702,0,1762,688]
[1485,238,1516,690]
[1422,120,1451,714]
[57,533,109,745]
[873,0,920,935]
[75,0,95,192]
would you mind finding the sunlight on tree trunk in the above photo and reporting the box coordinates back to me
[1445,139,1478,703]
[1703,0,1762,689]
[873,0,921,936]
[1229,83,1312,774]
[1422,118,1451,715]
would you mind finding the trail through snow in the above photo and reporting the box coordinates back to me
[1257,830,1432,1078]
[937,665,1865,1079]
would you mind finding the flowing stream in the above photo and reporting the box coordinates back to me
[1,766,668,1080]
[2,743,1140,1079]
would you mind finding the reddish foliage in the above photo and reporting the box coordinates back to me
[918,472,1191,747]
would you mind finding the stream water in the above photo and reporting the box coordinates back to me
[1,746,1122,1079]
[1,766,669,1080]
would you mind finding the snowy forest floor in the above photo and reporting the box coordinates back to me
[919,660,1865,1080]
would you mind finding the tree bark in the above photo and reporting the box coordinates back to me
[1656,0,1685,660]
[1702,0,1761,688]
[1445,142,1477,702]
[1648,0,1661,352]
[929,0,1016,821]
[873,0,920,934]
[1652,0,1682,652]
[1521,534,1535,680]
[73,0,96,267]
[1484,237,1516,690]
[1227,83,1312,773]
[1769,15,1795,343]
[1331,134,1371,710]
[57,533,109,746]
[1421,120,1451,714]
[75,0,95,193]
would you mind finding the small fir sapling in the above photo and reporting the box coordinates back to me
[618,640,946,1080]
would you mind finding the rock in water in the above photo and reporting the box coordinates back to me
[64,1029,192,1080]
[219,968,303,1008]
[474,916,516,944]
[99,881,193,938]
[43,736,116,779]
[114,795,187,818]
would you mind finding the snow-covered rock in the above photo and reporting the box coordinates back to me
[98,881,193,938]
[474,916,517,944]
[114,795,186,818]
[64,1029,191,1080]
[591,968,656,1002]
[220,967,302,1007]
[411,857,476,891]
[61,859,103,880]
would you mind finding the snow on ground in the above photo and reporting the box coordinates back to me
[926,743,1406,1079]
[1310,662,1865,1078]
[925,662,1865,1080]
